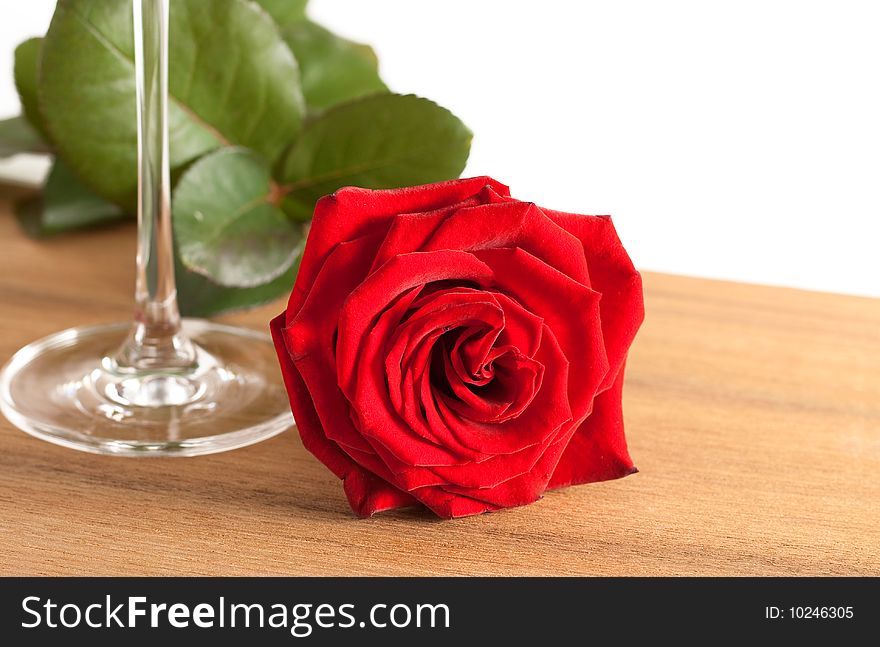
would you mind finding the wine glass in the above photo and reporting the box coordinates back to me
[0,0,294,455]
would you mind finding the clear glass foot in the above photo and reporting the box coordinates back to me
[0,320,292,456]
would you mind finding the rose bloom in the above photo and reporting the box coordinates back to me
[271,177,644,518]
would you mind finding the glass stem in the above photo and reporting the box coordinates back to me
[115,0,195,372]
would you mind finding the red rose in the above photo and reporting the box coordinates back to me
[271,177,644,518]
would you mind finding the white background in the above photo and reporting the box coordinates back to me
[2,0,879,297]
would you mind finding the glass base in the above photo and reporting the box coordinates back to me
[0,319,293,456]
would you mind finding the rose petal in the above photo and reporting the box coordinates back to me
[440,346,544,424]
[370,183,510,273]
[388,292,508,446]
[397,418,567,493]
[542,209,644,392]
[547,362,637,489]
[427,324,572,463]
[420,490,501,519]
[271,313,417,517]
[337,251,498,468]
[440,426,574,510]
[473,247,609,422]
[466,292,544,360]
[291,177,510,314]
[286,234,384,455]
[336,250,496,398]
[390,292,504,420]
[380,326,572,494]
[446,326,498,386]
[342,468,418,518]
[421,201,591,285]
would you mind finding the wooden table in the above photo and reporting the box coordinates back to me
[0,198,878,576]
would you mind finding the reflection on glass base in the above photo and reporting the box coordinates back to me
[0,320,293,456]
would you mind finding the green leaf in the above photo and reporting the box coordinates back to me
[171,0,305,160]
[39,0,215,207]
[282,21,387,110]
[176,251,295,318]
[39,0,305,208]
[0,116,50,158]
[174,147,303,288]
[278,94,472,220]
[16,158,128,237]
[14,38,48,138]
[253,0,308,28]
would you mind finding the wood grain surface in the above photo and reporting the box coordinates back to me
[0,198,878,576]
